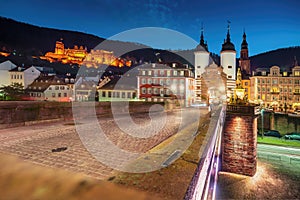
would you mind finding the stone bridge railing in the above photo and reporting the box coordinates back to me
[184,105,226,200]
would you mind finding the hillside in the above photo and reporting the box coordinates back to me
[250,47,300,70]
[0,17,299,72]
[0,17,106,56]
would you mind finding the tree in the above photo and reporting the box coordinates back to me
[0,83,25,100]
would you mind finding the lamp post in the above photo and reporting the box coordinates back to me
[261,108,265,139]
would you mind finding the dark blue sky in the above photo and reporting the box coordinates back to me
[1,0,300,55]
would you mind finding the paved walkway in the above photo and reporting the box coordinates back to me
[0,108,206,180]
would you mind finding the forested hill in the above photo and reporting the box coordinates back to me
[250,47,300,70]
[0,17,107,56]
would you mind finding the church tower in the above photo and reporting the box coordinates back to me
[221,22,236,97]
[194,25,210,102]
[239,31,251,75]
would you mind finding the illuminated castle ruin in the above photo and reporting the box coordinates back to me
[41,40,131,67]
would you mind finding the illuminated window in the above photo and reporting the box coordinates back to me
[283,72,288,76]
[167,70,171,76]
[295,71,300,76]
[142,71,146,75]
[295,79,300,85]
[148,71,152,76]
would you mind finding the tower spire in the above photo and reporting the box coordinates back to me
[241,29,248,49]
[294,56,298,67]
[196,22,208,51]
[226,20,231,42]
[200,22,204,44]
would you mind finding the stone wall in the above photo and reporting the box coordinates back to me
[222,105,258,176]
[0,101,165,128]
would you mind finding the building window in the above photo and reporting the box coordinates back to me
[102,91,106,97]
[180,71,184,76]
[257,87,260,92]
[148,71,152,76]
[262,71,267,76]
[142,71,146,75]
[173,70,178,76]
[295,71,300,76]
[295,79,300,85]
[52,93,55,97]
[127,92,131,98]
[167,70,171,76]
[283,72,288,76]
[257,79,260,84]
[142,88,146,94]
[228,75,232,79]
[272,79,278,84]
[228,66,232,69]
[245,82,248,86]
[142,78,146,84]
[295,88,300,94]
[108,91,112,97]
[58,93,61,97]
[160,70,164,75]
[147,88,152,94]
[49,87,52,90]
[55,86,59,90]
[60,86,65,90]
[147,79,152,84]
[64,93,67,97]
[262,79,265,84]
[166,79,170,85]
[160,79,164,85]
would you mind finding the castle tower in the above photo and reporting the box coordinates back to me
[221,22,236,97]
[239,31,251,75]
[194,25,210,102]
[55,40,65,55]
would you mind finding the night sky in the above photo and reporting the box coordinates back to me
[1,0,300,55]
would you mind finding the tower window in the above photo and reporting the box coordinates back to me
[228,66,232,69]
[228,75,232,79]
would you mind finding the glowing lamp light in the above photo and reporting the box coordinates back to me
[235,88,245,100]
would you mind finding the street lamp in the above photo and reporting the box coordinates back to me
[261,108,265,139]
